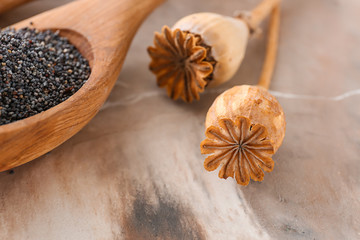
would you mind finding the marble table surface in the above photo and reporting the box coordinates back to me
[1,0,360,239]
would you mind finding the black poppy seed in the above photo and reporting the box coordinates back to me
[0,27,91,125]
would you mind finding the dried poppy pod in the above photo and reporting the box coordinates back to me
[172,12,249,88]
[200,85,286,185]
[200,3,283,186]
[147,0,281,102]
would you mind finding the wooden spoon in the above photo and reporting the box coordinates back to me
[0,0,164,171]
[0,0,34,14]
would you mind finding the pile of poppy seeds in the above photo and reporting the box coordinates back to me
[0,27,91,125]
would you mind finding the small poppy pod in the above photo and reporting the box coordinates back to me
[147,13,249,102]
[201,85,286,185]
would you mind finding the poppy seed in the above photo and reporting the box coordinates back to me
[0,27,91,125]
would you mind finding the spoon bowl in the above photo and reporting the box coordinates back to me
[0,0,164,171]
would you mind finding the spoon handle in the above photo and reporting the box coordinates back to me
[73,0,166,57]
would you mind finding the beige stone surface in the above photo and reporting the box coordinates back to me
[1,0,360,239]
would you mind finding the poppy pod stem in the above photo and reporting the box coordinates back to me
[257,4,281,90]
[249,0,281,31]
